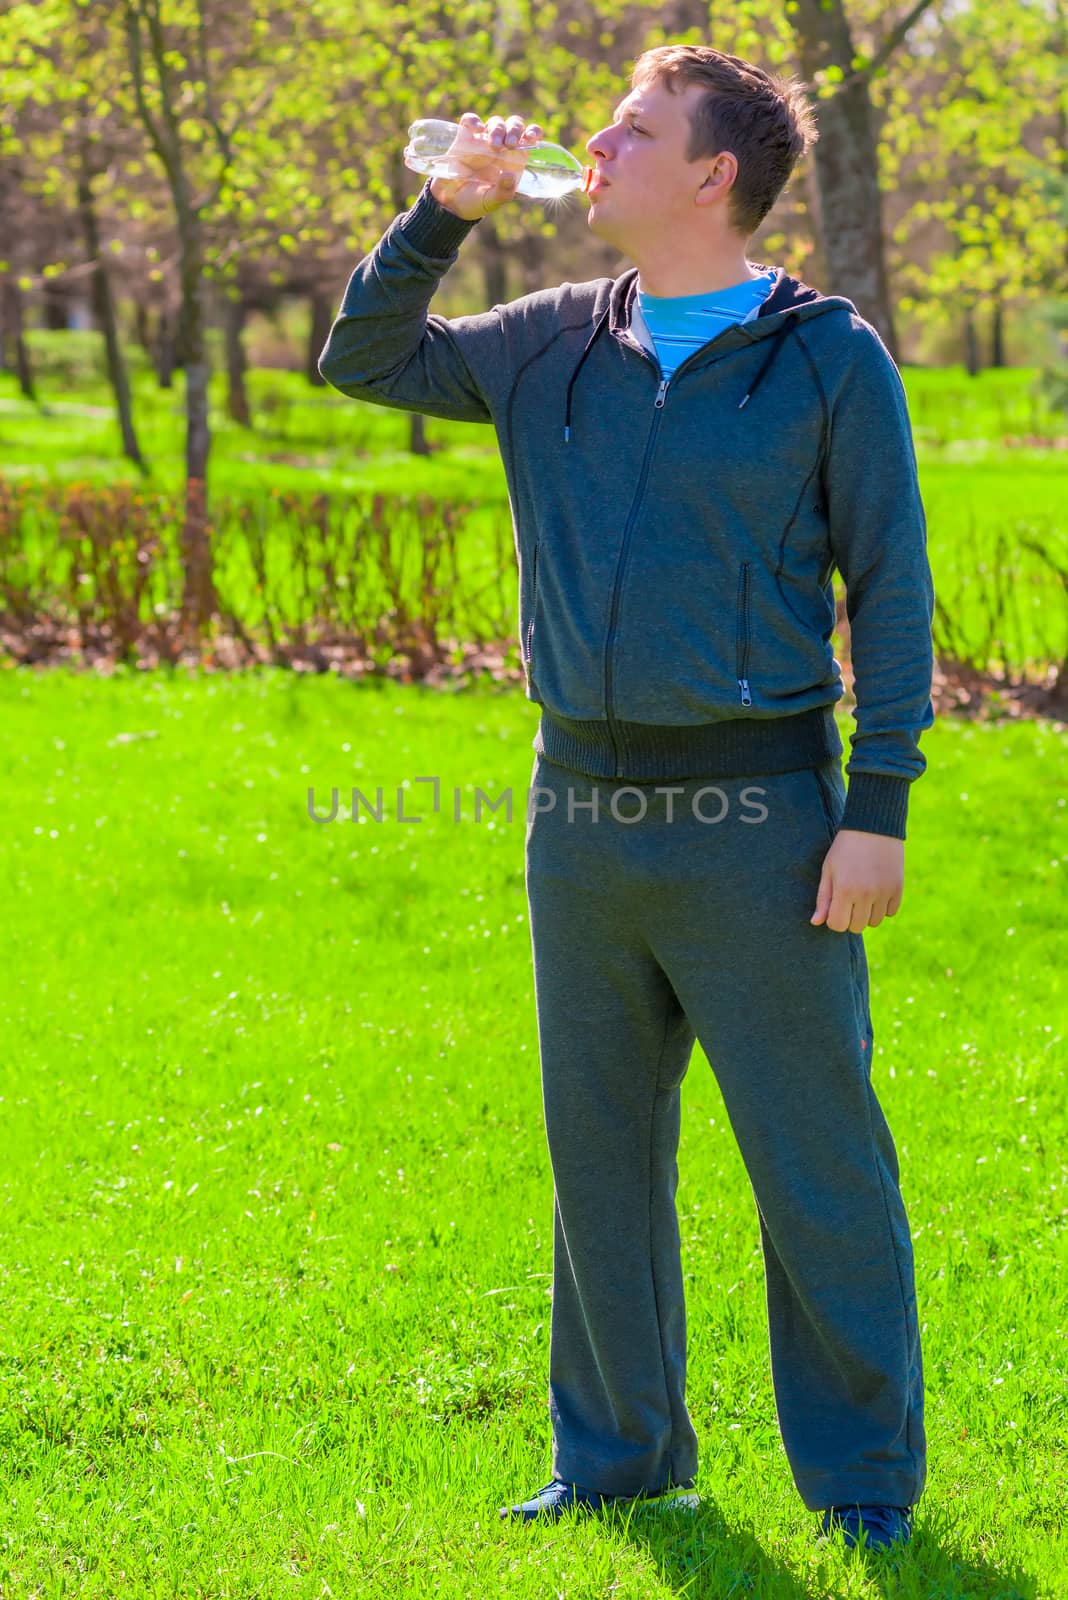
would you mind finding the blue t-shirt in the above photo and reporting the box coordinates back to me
[635,270,777,382]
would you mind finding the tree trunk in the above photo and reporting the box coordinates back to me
[479,218,509,306]
[178,256,217,630]
[157,308,176,388]
[991,299,1006,368]
[964,306,980,376]
[43,283,67,331]
[75,131,148,475]
[409,411,431,455]
[798,163,828,286]
[134,300,152,359]
[174,294,191,370]
[307,289,334,384]
[223,284,251,428]
[122,0,216,634]
[518,233,547,296]
[387,157,437,456]
[791,0,900,356]
[0,272,36,401]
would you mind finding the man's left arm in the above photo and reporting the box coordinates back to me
[811,316,936,933]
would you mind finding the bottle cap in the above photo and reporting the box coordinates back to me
[583,167,594,194]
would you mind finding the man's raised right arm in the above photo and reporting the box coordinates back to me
[316,113,541,423]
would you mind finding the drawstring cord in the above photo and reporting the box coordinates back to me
[563,306,802,441]
[564,308,610,442]
[737,311,800,409]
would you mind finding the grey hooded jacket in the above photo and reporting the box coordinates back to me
[318,177,936,839]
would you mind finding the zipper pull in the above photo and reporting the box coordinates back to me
[654,379,668,409]
[738,677,752,707]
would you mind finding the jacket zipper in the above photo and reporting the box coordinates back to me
[524,543,539,670]
[603,373,669,775]
[602,321,761,770]
[736,562,753,706]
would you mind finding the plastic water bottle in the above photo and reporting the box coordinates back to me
[403,119,593,200]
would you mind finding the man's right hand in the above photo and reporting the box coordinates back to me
[430,112,543,221]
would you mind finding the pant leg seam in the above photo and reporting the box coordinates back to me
[861,1070,922,1496]
[649,980,683,1490]
[852,932,920,1495]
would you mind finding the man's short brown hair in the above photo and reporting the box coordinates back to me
[631,44,819,237]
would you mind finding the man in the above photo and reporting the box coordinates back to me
[319,43,933,1554]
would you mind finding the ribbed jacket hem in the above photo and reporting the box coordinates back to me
[535,705,841,781]
[533,705,913,838]
[395,178,480,257]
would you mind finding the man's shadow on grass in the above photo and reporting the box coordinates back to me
[583,1492,1039,1599]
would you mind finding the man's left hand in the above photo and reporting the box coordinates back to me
[810,829,904,933]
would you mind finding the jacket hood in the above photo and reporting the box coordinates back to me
[563,264,859,442]
[613,260,857,332]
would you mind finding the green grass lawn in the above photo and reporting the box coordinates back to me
[1,664,1065,1596]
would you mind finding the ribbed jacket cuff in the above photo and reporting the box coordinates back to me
[840,772,912,839]
[395,177,481,257]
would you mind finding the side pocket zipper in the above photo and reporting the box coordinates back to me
[524,543,539,670]
[736,561,753,707]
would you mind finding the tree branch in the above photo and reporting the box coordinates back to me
[835,0,940,93]
[121,0,175,184]
[868,0,939,77]
[188,85,277,214]
[194,0,233,173]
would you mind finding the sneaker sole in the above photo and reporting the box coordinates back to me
[620,1491,702,1515]
[500,1489,701,1522]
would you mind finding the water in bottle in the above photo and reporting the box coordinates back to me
[403,119,593,200]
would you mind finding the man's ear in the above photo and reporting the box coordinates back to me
[697,155,735,203]
[696,163,722,201]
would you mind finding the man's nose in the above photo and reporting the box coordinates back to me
[586,127,612,159]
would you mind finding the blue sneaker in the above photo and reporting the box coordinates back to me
[499,1479,700,1523]
[817,1502,914,1552]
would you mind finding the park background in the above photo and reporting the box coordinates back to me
[1,1,1066,1596]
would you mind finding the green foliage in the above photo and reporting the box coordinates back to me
[879,0,1065,314]
[2,0,1063,355]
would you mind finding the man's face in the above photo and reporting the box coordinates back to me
[584,78,725,251]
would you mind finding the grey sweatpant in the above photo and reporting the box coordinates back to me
[523,750,926,1512]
